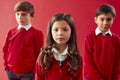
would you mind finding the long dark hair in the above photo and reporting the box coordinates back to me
[38,13,82,76]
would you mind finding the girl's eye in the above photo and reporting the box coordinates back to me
[63,28,68,31]
[54,29,58,31]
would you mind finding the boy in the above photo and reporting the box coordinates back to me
[3,1,44,80]
[84,4,120,80]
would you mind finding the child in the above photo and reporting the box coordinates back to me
[35,13,83,80]
[3,1,44,80]
[84,4,120,80]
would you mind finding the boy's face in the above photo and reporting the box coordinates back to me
[95,13,114,32]
[15,11,31,26]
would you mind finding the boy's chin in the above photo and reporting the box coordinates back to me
[19,24,28,26]
[101,29,109,32]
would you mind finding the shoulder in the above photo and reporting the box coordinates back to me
[112,33,120,38]
[30,27,40,31]
[85,31,95,40]
[8,27,17,34]
[30,27,43,35]
[86,31,95,37]
[9,27,17,31]
[112,33,120,41]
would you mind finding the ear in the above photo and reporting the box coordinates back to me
[94,17,97,24]
[111,17,115,24]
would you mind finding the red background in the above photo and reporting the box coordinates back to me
[0,0,120,80]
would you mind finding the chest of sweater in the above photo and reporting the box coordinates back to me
[93,35,116,58]
[9,29,35,48]
[7,28,37,59]
[92,35,116,77]
[45,58,73,80]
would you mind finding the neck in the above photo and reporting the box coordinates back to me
[20,23,31,26]
[55,44,67,53]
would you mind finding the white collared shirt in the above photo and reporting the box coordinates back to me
[18,23,32,31]
[52,46,68,62]
[95,27,112,36]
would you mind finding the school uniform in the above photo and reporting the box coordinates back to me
[35,46,83,80]
[84,27,120,80]
[3,24,44,80]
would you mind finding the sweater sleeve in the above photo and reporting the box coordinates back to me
[2,30,11,68]
[83,34,103,80]
[74,60,83,80]
[34,30,44,56]
[112,36,120,80]
[35,62,45,80]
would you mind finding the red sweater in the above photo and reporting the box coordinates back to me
[3,27,44,74]
[84,31,120,80]
[35,57,83,80]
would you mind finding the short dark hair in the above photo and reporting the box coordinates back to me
[14,1,34,17]
[96,4,116,17]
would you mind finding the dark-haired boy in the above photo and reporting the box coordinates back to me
[84,4,120,80]
[3,1,44,80]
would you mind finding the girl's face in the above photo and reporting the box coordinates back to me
[15,11,31,26]
[95,13,114,32]
[51,20,71,46]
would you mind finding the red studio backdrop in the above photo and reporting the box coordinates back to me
[0,0,120,79]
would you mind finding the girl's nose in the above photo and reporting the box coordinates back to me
[58,30,63,35]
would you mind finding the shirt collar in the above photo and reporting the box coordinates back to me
[95,27,112,36]
[52,46,68,56]
[52,46,68,61]
[18,23,32,31]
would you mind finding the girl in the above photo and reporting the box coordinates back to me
[35,13,83,80]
